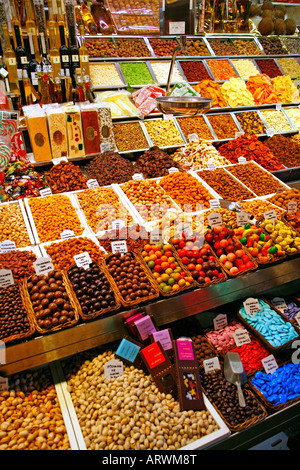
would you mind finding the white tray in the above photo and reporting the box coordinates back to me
[0,199,36,249]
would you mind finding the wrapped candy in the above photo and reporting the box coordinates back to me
[131,84,165,116]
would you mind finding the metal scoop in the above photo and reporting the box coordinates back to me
[219,199,254,219]
[224,352,247,407]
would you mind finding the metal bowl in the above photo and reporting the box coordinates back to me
[156,96,212,116]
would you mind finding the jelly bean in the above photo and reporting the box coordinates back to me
[239,299,299,348]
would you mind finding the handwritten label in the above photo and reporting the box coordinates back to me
[287,200,297,213]
[0,240,16,253]
[74,252,92,270]
[238,157,247,164]
[86,179,100,189]
[266,128,275,137]
[276,104,282,112]
[235,131,244,139]
[104,359,124,379]
[150,228,163,244]
[213,313,227,331]
[203,357,220,373]
[188,133,199,142]
[236,212,250,227]
[33,257,54,276]
[264,209,276,223]
[168,167,179,174]
[0,340,5,365]
[271,297,287,312]
[207,161,216,171]
[111,240,127,254]
[0,269,14,288]
[243,297,261,316]
[207,212,222,227]
[169,21,185,35]
[233,328,251,346]
[209,199,221,209]
[132,173,144,180]
[262,354,278,374]
[60,230,75,240]
[163,114,173,121]
[100,142,111,153]
[40,187,53,197]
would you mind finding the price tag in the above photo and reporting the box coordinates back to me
[150,228,163,244]
[264,209,276,223]
[60,230,75,240]
[52,157,68,165]
[112,219,126,230]
[0,68,8,79]
[203,357,220,373]
[163,114,173,121]
[0,240,16,253]
[74,252,92,270]
[0,269,14,288]
[40,187,53,197]
[188,133,199,142]
[236,212,250,227]
[233,328,251,346]
[100,142,111,152]
[111,240,127,254]
[104,359,124,379]
[235,131,244,139]
[213,313,228,331]
[132,173,144,180]
[276,103,282,112]
[207,212,222,227]
[207,161,216,171]
[238,156,247,164]
[243,297,261,316]
[209,199,220,209]
[86,179,100,189]
[33,257,54,276]
[262,354,278,374]
[266,128,275,137]
[271,297,287,312]
[0,377,8,392]
[168,167,179,174]
[169,21,186,35]
[287,200,297,213]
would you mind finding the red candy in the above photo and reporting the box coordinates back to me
[226,340,269,374]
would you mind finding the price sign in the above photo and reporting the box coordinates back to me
[86,179,100,189]
[243,297,261,316]
[0,240,16,253]
[60,230,75,240]
[287,200,297,213]
[213,313,227,331]
[266,128,275,137]
[203,357,220,373]
[188,133,199,142]
[168,167,179,174]
[207,161,216,170]
[132,173,144,180]
[33,257,54,276]
[52,157,68,165]
[0,269,14,288]
[235,131,244,139]
[236,212,250,227]
[100,142,111,153]
[40,187,53,197]
[264,209,276,223]
[104,359,124,379]
[0,377,8,392]
[262,355,278,374]
[209,199,221,209]
[233,328,251,346]
[238,157,247,164]
[111,240,127,254]
[271,297,287,312]
[207,212,222,227]
[163,114,173,121]
[168,21,185,35]
[74,252,92,270]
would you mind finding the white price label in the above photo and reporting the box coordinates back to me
[33,257,54,276]
[262,354,278,374]
[238,157,247,164]
[132,173,143,180]
[168,167,179,174]
[111,240,127,254]
[52,157,68,165]
[243,297,261,316]
[100,142,111,152]
[60,230,75,240]
[150,228,163,244]
[112,219,126,230]
[233,328,251,346]
[207,212,222,227]
[169,21,186,35]
[266,128,275,137]
[0,269,14,288]
[104,359,124,379]
[236,212,250,227]
[264,209,277,223]
[0,240,16,253]
[287,200,297,213]
[175,222,193,238]
[188,133,199,142]
[74,251,92,270]
[62,55,69,63]
[52,56,60,63]
[276,104,282,111]
[235,131,244,139]
[207,161,216,171]
[21,56,28,64]
[163,114,173,121]
[40,187,53,197]
[8,57,16,66]
[203,357,221,373]
[209,199,220,209]
[86,179,100,189]
[213,313,228,331]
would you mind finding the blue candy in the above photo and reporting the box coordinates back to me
[252,363,300,404]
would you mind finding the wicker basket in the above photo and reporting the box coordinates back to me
[138,247,196,297]
[65,262,121,322]
[249,362,300,412]
[281,212,300,236]
[0,282,36,343]
[236,298,300,355]
[24,271,80,335]
[170,240,228,289]
[256,216,300,260]
[104,251,159,308]
[201,373,268,432]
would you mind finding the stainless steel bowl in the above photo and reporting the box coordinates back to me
[156,96,212,116]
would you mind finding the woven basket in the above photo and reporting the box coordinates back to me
[281,212,300,236]
[138,247,196,297]
[249,362,300,412]
[0,282,36,343]
[170,240,228,289]
[256,216,300,260]
[65,262,121,322]
[236,298,300,355]
[24,271,80,335]
[104,251,159,308]
[201,375,268,432]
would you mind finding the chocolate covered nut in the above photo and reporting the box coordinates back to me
[0,284,31,341]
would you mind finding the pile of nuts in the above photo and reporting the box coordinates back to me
[0,203,31,248]
[149,38,185,56]
[176,116,214,141]
[0,284,32,342]
[134,147,182,178]
[207,114,239,140]
[0,368,70,450]
[45,237,105,270]
[115,38,152,57]
[227,162,285,196]
[267,188,300,210]
[240,199,284,219]
[85,38,118,57]
[196,168,255,201]
[185,39,211,56]
[144,119,185,147]
[63,348,219,450]
[113,122,149,152]
[208,39,238,56]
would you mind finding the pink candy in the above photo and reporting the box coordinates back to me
[206,321,245,351]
